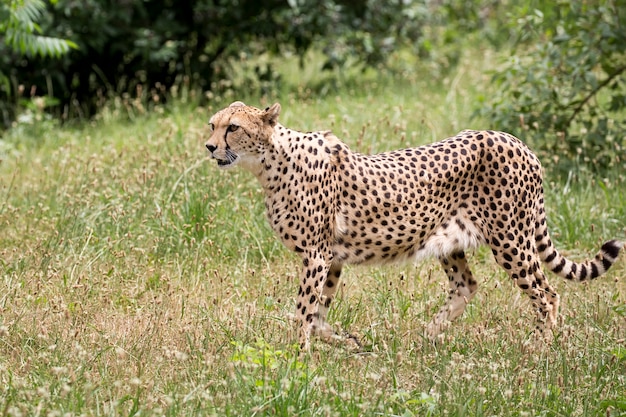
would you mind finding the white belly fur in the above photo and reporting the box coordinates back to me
[413,217,485,262]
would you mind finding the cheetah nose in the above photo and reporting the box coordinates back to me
[206,143,217,153]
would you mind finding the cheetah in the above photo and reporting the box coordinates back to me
[205,101,623,351]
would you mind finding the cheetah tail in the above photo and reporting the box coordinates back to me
[538,239,623,281]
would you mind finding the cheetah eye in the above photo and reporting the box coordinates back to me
[209,123,214,131]
[227,124,239,133]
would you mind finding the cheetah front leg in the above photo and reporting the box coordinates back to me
[426,251,478,340]
[295,256,360,352]
[313,262,361,349]
[294,254,328,352]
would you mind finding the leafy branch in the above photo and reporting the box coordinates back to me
[476,1,626,175]
[0,0,78,58]
[565,64,626,127]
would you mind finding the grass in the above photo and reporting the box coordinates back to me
[1,47,625,416]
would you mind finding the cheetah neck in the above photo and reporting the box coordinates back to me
[251,124,344,254]
[254,124,309,188]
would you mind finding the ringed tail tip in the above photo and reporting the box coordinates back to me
[602,240,623,261]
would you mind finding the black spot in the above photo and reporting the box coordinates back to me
[551,258,566,274]
[602,240,622,259]
[601,257,612,272]
[543,251,557,263]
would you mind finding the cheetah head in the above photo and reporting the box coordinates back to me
[205,101,281,170]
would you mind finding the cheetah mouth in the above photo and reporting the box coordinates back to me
[216,159,232,167]
[210,148,240,169]
[214,159,236,169]
[214,155,239,169]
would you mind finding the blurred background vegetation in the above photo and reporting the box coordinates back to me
[1,0,625,175]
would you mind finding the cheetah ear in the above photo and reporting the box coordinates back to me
[262,102,281,127]
[229,101,246,108]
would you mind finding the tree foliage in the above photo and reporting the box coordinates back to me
[477,0,626,175]
[1,0,76,58]
[0,0,507,127]
[0,0,77,123]
[3,0,394,124]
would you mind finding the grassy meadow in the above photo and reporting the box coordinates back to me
[1,48,626,416]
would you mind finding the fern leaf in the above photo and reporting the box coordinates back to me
[14,0,46,24]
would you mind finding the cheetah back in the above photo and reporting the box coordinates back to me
[331,130,541,267]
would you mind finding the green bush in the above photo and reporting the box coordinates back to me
[0,0,509,127]
[476,1,626,176]
[0,0,76,125]
[3,0,405,125]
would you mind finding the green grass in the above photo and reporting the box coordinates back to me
[1,49,625,416]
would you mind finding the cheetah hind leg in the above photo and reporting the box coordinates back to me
[312,262,362,351]
[426,251,478,341]
[524,263,560,342]
[495,250,559,343]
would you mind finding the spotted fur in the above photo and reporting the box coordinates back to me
[205,101,623,350]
